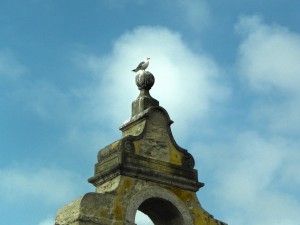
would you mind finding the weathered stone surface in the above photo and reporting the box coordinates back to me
[55,70,227,225]
[135,71,155,90]
[89,106,202,192]
[56,176,226,225]
[138,110,170,162]
[55,192,115,225]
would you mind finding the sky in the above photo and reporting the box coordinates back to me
[0,0,300,225]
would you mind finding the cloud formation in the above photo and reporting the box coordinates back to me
[193,15,300,225]
[0,165,85,205]
[2,17,299,225]
[236,15,300,134]
[77,26,229,141]
[211,132,300,225]
[236,15,300,93]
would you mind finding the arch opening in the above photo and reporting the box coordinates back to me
[135,197,184,225]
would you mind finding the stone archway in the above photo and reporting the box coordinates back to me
[138,197,183,225]
[125,186,193,225]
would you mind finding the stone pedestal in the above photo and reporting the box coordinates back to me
[55,71,227,225]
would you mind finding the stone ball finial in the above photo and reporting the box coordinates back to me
[135,71,155,90]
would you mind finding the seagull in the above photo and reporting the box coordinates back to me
[132,57,150,72]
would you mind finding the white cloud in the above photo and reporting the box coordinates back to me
[216,132,284,203]
[77,26,229,141]
[236,15,300,134]
[194,131,300,225]
[0,165,86,205]
[236,15,300,93]
[190,17,300,225]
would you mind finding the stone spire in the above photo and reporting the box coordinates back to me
[55,66,227,225]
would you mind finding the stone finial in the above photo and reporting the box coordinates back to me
[132,71,159,116]
[135,71,155,90]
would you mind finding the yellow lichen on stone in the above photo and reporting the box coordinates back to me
[113,177,134,221]
[97,176,120,193]
[168,140,183,165]
[122,120,146,137]
[111,141,119,150]
[162,186,221,225]
[133,141,140,154]
[122,178,133,190]
[192,207,207,225]
[165,185,193,201]
[99,208,107,218]
[114,203,123,221]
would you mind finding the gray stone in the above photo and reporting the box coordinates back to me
[55,70,227,225]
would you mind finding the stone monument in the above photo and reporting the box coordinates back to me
[55,70,227,225]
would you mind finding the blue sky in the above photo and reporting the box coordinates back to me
[1,1,300,225]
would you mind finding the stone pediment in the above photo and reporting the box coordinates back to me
[88,106,203,192]
[121,106,192,166]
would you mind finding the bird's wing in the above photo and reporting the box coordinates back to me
[135,61,144,70]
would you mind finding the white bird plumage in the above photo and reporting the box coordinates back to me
[132,57,150,72]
